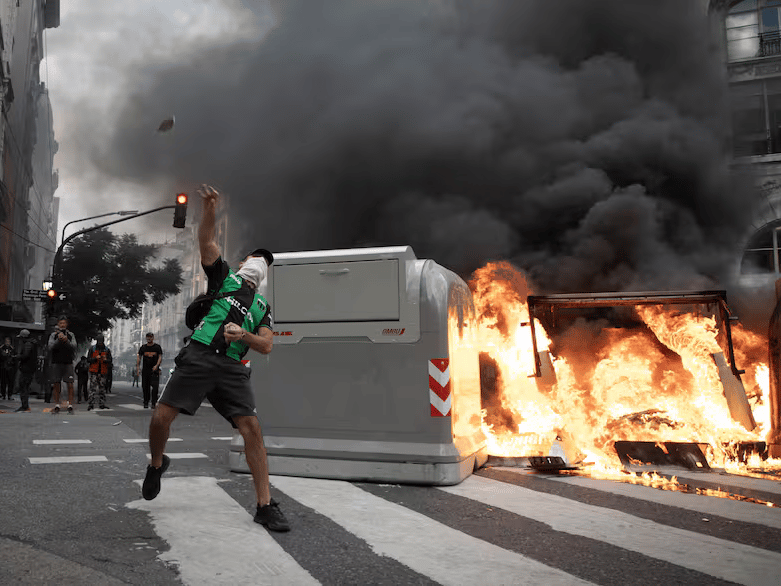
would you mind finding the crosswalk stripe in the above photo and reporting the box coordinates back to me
[127,476,319,585]
[33,439,92,445]
[439,474,781,586]
[271,475,594,586]
[667,469,781,497]
[149,453,208,459]
[29,456,108,464]
[123,438,183,443]
[541,472,781,530]
[118,404,146,410]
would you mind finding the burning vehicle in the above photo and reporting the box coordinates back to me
[463,262,781,488]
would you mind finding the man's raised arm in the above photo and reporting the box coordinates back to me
[197,184,221,266]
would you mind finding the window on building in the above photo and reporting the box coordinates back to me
[731,81,768,156]
[741,221,781,273]
[726,0,781,61]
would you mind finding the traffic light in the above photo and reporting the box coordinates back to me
[46,288,56,301]
[173,193,188,228]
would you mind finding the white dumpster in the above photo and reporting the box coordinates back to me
[229,245,487,485]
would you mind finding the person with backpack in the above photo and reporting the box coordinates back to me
[143,184,289,532]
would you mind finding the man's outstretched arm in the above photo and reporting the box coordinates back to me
[198,184,221,266]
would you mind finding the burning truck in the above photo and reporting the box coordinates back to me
[468,262,781,481]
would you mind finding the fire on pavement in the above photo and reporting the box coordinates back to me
[448,262,781,502]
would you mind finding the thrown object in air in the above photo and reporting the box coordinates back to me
[157,115,175,133]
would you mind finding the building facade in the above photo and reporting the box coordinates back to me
[0,0,59,323]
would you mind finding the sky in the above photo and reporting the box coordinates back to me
[42,0,273,246]
[41,0,758,298]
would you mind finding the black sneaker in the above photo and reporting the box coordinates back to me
[142,455,170,500]
[87,405,94,411]
[254,499,290,532]
[67,404,74,413]
[99,405,109,409]
[14,406,30,412]
[52,405,60,414]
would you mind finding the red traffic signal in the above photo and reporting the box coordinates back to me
[173,193,188,228]
[46,288,56,299]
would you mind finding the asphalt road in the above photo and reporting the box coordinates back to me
[1,381,780,585]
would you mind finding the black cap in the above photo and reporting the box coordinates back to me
[245,248,274,266]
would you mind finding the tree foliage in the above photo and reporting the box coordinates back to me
[54,228,182,343]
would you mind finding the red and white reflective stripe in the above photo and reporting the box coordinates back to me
[241,359,250,368]
[429,358,451,417]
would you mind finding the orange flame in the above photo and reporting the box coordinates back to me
[466,262,781,478]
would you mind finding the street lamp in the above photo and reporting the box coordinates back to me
[60,210,138,248]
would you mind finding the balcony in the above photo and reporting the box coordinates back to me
[760,30,781,57]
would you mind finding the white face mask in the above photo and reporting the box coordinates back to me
[236,257,268,287]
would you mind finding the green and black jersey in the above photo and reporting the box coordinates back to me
[190,257,272,361]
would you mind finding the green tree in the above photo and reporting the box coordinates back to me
[53,228,183,343]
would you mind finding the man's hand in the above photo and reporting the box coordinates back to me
[198,184,219,206]
[224,322,244,344]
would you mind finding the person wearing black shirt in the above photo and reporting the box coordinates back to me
[0,336,15,400]
[137,333,163,408]
[15,330,38,412]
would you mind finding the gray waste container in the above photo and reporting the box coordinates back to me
[229,246,487,485]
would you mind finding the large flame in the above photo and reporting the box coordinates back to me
[467,262,781,476]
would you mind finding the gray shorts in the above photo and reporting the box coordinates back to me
[50,363,75,383]
[159,342,256,427]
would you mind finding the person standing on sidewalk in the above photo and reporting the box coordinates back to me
[87,335,112,410]
[48,316,77,413]
[75,356,89,403]
[143,184,289,532]
[14,330,38,412]
[0,336,16,400]
[136,333,162,408]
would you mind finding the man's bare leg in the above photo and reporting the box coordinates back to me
[52,382,61,406]
[235,415,271,506]
[148,402,178,467]
[66,382,75,406]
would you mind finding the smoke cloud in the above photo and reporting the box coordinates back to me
[95,0,756,293]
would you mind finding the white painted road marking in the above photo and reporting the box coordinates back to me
[33,439,92,445]
[123,438,182,444]
[440,474,781,586]
[147,453,208,459]
[29,456,108,464]
[118,404,145,411]
[541,472,781,530]
[271,475,594,586]
[128,476,318,586]
[210,437,232,441]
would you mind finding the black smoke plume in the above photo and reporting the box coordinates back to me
[96,0,756,293]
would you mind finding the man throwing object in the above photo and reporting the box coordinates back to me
[142,184,289,532]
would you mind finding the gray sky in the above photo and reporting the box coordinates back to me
[42,0,272,245]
